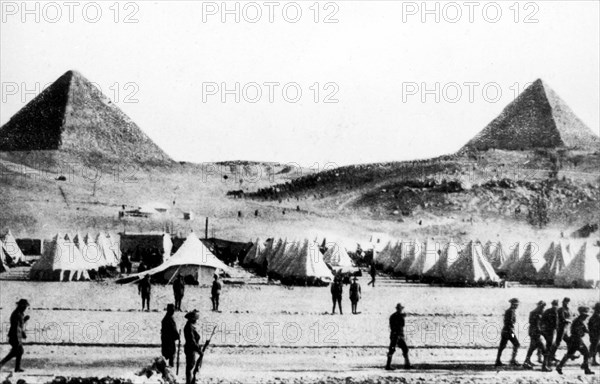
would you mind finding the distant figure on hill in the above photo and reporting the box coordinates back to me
[330,275,343,315]
[211,274,222,312]
[173,274,185,311]
[385,303,411,370]
[367,261,376,287]
[495,298,521,367]
[0,299,30,372]
[556,307,593,375]
[589,302,600,366]
[138,274,152,311]
[349,276,361,314]
[161,304,179,367]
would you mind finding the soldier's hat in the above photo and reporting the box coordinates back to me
[551,299,559,306]
[509,298,520,304]
[16,299,30,307]
[352,276,358,281]
[185,310,200,320]
[563,297,570,303]
[396,303,404,310]
[578,306,590,315]
[537,300,546,306]
[166,303,175,311]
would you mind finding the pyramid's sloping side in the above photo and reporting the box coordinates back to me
[0,70,173,166]
[0,72,71,151]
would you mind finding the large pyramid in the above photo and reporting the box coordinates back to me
[0,70,172,165]
[462,79,599,151]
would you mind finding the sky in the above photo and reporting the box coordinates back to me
[1,0,599,167]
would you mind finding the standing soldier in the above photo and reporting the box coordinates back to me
[161,304,179,367]
[523,301,550,371]
[173,274,185,311]
[550,297,572,362]
[367,261,377,287]
[385,303,411,370]
[495,298,521,367]
[184,310,202,384]
[0,299,30,372]
[349,276,361,314]
[330,275,343,315]
[556,306,593,375]
[211,274,222,312]
[589,302,600,366]
[138,274,152,311]
[540,299,559,365]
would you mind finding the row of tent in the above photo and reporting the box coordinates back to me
[0,230,26,272]
[29,233,120,281]
[242,238,359,285]
[374,239,600,288]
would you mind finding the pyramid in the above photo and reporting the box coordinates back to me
[0,70,172,165]
[462,79,599,151]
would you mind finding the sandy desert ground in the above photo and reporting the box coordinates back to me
[1,273,599,383]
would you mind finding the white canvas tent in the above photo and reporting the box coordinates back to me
[277,239,334,284]
[1,230,25,264]
[407,239,440,279]
[555,242,600,288]
[117,232,231,285]
[427,240,462,280]
[510,242,547,283]
[322,242,358,274]
[445,241,500,284]
[393,240,419,276]
[30,234,90,281]
[0,240,9,273]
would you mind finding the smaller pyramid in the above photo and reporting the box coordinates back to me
[462,79,599,151]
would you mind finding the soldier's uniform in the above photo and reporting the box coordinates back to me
[331,277,343,314]
[588,303,600,366]
[173,275,185,311]
[184,310,202,384]
[495,298,520,366]
[161,304,179,367]
[552,298,571,359]
[556,306,593,375]
[211,276,222,311]
[524,301,549,371]
[540,301,559,364]
[349,277,361,315]
[385,303,410,370]
[0,299,29,372]
[138,274,152,311]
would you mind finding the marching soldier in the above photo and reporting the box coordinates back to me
[349,276,361,314]
[367,261,377,287]
[138,274,152,311]
[0,299,30,372]
[161,304,179,367]
[550,297,571,361]
[540,299,559,365]
[589,302,600,366]
[211,274,222,312]
[556,306,593,375]
[184,310,202,384]
[173,274,185,311]
[495,298,521,367]
[385,303,411,370]
[523,301,550,371]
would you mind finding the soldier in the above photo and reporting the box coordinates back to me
[523,301,550,371]
[173,274,185,311]
[540,299,559,365]
[330,275,343,315]
[589,302,600,366]
[385,303,411,370]
[550,297,572,362]
[161,304,179,367]
[184,310,202,384]
[349,276,361,315]
[556,306,593,375]
[211,274,222,312]
[495,298,521,367]
[367,261,376,287]
[0,299,30,372]
[138,274,152,311]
